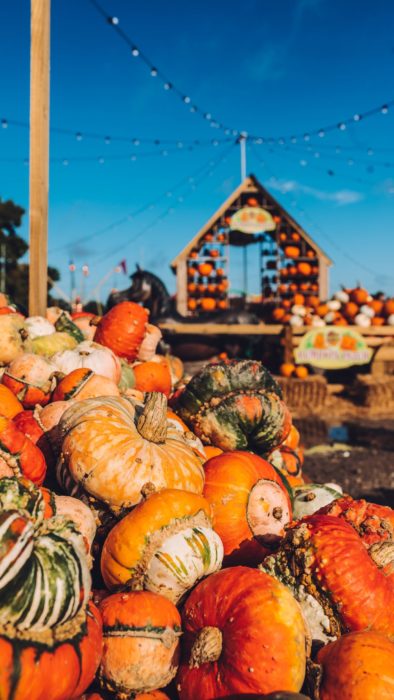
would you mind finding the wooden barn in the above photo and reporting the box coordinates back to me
[171,174,332,316]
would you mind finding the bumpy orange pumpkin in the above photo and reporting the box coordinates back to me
[101,489,223,603]
[0,384,23,419]
[133,361,172,397]
[176,567,307,699]
[98,591,181,696]
[0,416,46,484]
[316,631,394,700]
[203,451,292,564]
[94,301,148,361]
[58,393,205,512]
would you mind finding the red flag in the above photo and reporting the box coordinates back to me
[119,259,128,275]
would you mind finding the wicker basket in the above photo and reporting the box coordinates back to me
[276,375,328,412]
[353,374,394,409]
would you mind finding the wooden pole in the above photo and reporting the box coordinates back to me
[29,0,51,316]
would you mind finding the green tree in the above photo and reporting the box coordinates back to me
[0,198,61,310]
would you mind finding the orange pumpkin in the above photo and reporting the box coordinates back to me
[279,232,287,242]
[217,233,226,242]
[216,267,225,276]
[284,245,300,258]
[297,262,312,276]
[272,308,286,322]
[203,445,223,460]
[187,282,197,293]
[350,286,369,305]
[308,296,320,309]
[247,197,258,206]
[203,233,214,242]
[310,283,318,292]
[369,298,384,315]
[291,232,301,242]
[200,298,216,311]
[52,368,120,402]
[176,567,307,699]
[133,361,172,397]
[282,300,291,309]
[299,282,310,292]
[0,415,46,484]
[187,267,198,278]
[94,301,148,361]
[188,298,197,311]
[217,299,228,310]
[0,601,102,700]
[343,301,359,319]
[283,425,300,450]
[12,410,55,469]
[58,393,205,512]
[317,631,394,700]
[189,250,198,259]
[316,303,329,318]
[371,316,385,326]
[288,265,297,276]
[280,363,295,377]
[98,591,181,696]
[384,298,394,317]
[210,248,220,258]
[306,249,315,258]
[203,451,292,564]
[294,365,308,379]
[0,384,23,419]
[289,283,298,293]
[198,262,213,277]
[293,293,305,306]
[2,353,56,409]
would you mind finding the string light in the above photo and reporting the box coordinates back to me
[131,47,139,57]
[150,67,158,77]
[338,122,346,131]
[1,119,8,129]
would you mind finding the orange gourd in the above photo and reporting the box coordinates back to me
[283,424,300,450]
[0,384,23,419]
[52,368,120,402]
[299,282,310,292]
[297,262,312,276]
[350,286,369,305]
[289,283,298,293]
[369,298,384,315]
[384,298,394,316]
[133,361,172,397]
[308,296,320,309]
[293,293,305,306]
[188,299,197,311]
[294,365,308,379]
[218,300,228,310]
[288,265,297,276]
[187,283,197,293]
[203,445,223,460]
[343,301,359,319]
[94,301,148,361]
[189,251,198,259]
[284,245,300,258]
[371,316,385,326]
[0,416,46,484]
[210,248,220,258]
[280,363,295,377]
[203,233,214,242]
[316,631,394,699]
[187,267,197,278]
[306,249,315,258]
[316,303,329,318]
[247,197,258,206]
[216,267,225,276]
[98,591,181,696]
[272,308,286,322]
[291,232,301,242]
[176,567,307,699]
[279,232,287,241]
[203,451,292,564]
[198,262,213,277]
[200,298,216,311]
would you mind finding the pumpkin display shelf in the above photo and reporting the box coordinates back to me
[186,232,229,315]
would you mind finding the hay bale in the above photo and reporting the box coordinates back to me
[354,374,394,408]
[276,375,328,412]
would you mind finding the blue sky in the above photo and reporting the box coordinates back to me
[1,0,394,303]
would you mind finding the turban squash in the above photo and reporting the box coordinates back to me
[0,416,46,485]
[203,451,292,564]
[176,359,291,453]
[101,488,223,603]
[176,566,307,699]
[2,353,56,408]
[263,514,394,644]
[57,393,205,513]
[98,590,181,696]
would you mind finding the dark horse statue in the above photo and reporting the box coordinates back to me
[107,266,260,360]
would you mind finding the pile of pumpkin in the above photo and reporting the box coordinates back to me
[271,285,394,328]
[1,300,394,699]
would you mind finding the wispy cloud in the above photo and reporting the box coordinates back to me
[266,176,363,206]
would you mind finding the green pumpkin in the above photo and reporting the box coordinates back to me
[176,359,291,453]
[0,507,91,631]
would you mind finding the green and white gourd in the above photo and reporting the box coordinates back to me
[144,525,223,604]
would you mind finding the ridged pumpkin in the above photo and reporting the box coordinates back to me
[0,601,102,700]
[0,416,46,484]
[2,353,56,408]
[52,341,121,383]
[133,361,172,397]
[98,591,181,696]
[94,301,148,361]
[203,451,292,564]
[101,488,223,603]
[176,567,307,699]
[52,368,120,402]
[263,514,394,643]
[0,384,23,419]
[57,393,205,512]
[176,360,291,454]
[316,631,394,700]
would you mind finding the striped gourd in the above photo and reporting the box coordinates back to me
[0,509,91,631]
[0,476,48,523]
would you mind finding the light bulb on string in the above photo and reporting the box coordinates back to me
[204,113,212,121]
[291,136,297,144]
[183,96,191,104]
[177,141,184,149]
[104,136,111,145]
[130,154,137,161]
[300,159,308,167]
[353,114,361,122]
[338,122,346,131]
[75,132,83,141]
[161,149,168,156]
[98,157,104,164]
[107,16,119,25]
[348,158,354,166]
[1,119,8,129]
[303,133,310,141]
[131,47,139,57]
[367,148,374,156]
[212,139,219,146]
[132,138,140,146]
[381,105,389,114]
[318,130,325,138]
[190,105,197,113]
[314,152,320,158]
[163,82,172,90]
[150,67,158,77]
[278,138,285,145]
[62,159,69,166]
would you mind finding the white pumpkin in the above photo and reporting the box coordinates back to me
[4,353,56,387]
[312,317,326,327]
[289,314,304,327]
[25,316,56,339]
[327,299,341,312]
[334,290,349,303]
[291,304,307,317]
[52,340,121,383]
[137,324,162,362]
[354,313,371,327]
[387,314,394,326]
[360,304,375,319]
[324,311,337,324]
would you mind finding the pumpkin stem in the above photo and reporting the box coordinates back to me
[369,541,394,573]
[137,392,167,443]
[189,626,223,668]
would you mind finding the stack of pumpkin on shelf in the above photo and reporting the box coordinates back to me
[1,299,394,699]
[271,284,394,328]
[187,231,229,314]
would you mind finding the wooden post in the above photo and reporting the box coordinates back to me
[29,0,51,316]
[282,325,294,364]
